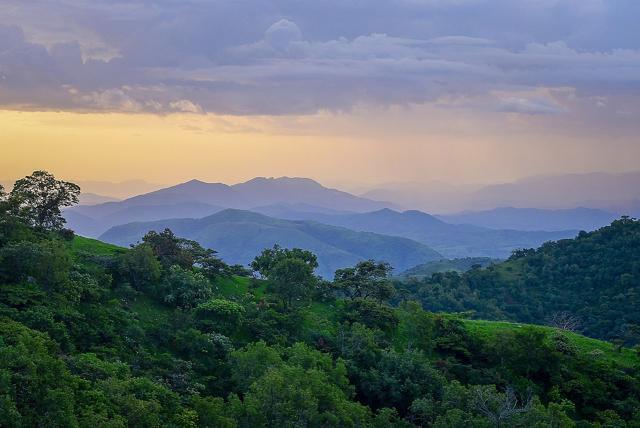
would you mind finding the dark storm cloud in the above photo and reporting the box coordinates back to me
[1,0,639,114]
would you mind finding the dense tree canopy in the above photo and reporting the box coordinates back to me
[395,217,640,343]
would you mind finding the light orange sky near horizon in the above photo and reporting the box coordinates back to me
[2,104,639,190]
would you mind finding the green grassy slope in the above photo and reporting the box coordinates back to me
[68,234,637,368]
[3,230,638,426]
[211,267,637,369]
[69,235,126,257]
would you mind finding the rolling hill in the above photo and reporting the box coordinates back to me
[251,206,577,259]
[398,257,498,279]
[2,231,637,426]
[395,218,640,342]
[99,209,443,278]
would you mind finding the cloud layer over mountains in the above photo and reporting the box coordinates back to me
[2,0,640,115]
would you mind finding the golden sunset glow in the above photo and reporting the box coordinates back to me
[3,105,639,190]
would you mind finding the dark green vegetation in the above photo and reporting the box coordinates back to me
[99,209,443,278]
[396,218,640,344]
[399,257,498,280]
[2,172,640,427]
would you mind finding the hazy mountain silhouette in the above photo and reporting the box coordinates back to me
[438,207,619,232]
[359,172,640,214]
[250,206,577,258]
[99,209,442,278]
[78,193,120,205]
[467,172,640,212]
[65,177,394,236]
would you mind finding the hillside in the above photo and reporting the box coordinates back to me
[1,227,638,426]
[65,177,394,236]
[252,207,577,259]
[99,209,443,278]
[396,218,640,342]
[398,257,498,279]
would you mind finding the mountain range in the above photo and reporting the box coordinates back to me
[361,171,640,214]
[250,205,576,259]
[67,177,581,272]
[437,207,619,232]
[99,209,443,278]
[65,177,393,236]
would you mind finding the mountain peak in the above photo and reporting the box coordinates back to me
[237,176,324,188]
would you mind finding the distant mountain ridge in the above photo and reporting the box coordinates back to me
[65,177,395,237]
[438,207,619,232]
[99,209,443,278]
[251,206,577,259]
[359,171,640,214]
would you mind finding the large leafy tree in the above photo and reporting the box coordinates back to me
[252,245,319,308]
[333,260,394,302]
[140,228,227,277]
[9,171,80,230]
[118,243,162,290]
[156,265,213,309]
[251,244,318,278]
[270,257,317,308]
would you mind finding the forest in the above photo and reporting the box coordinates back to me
[1,172,639,427]
[395,218,640,344]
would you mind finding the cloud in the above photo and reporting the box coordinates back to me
[265,20,303,52]
[0,0,639,114]
[497,97,566,115]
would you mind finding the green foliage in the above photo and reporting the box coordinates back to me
[342,298,399,332]
[156,265,213,309]
[118,243,162,290]
[399,257,497,280]
[195,298,245,334]
[9,171,80,231]
[251,246,319,309]
[0,239,72,289]
[396,218,640,343]
[334,260,395,302]
[230,342,371,427]
[268,257,318,308]
[251,244,318,278]
[141,228,228,278]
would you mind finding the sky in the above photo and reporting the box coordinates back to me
[1,0,639,189]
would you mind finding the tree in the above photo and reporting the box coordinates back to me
[342,298,399,332]
[547,311,581,332]
[9,171,80,230]
[140,228,226,275]
[251,245,318,278]
[333,260,394,302]
[230,342,371,427]
[269,257,317,308]
[118,243,162,290]
[155,265,213,309]
[196,298,246,334]
[472,386,533,428]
